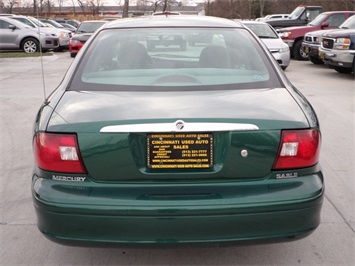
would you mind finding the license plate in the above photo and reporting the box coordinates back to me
[320,52,325,60]
[304,46,309,54]
[147,133,213,169]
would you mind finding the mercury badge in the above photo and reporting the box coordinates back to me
[175,120,185,131]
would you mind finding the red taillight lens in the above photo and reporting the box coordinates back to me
[273,129,321,170]
[34,133,87,173]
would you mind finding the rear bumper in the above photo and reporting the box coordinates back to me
[32,172,324,247]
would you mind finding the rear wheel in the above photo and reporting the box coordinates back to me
[21,38,39,53]
[293,40,308,61]
[309,56,324,65]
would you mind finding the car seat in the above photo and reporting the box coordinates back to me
[117,42,152,69]
[199,45,231,68]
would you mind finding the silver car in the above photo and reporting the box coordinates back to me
[241,21,290,70]
[0,17,59,53]
[9,15,71,51]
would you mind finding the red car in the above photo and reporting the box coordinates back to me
[69,20,107,57]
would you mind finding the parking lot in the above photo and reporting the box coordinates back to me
[0,52,354,265]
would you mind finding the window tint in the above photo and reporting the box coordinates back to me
[77,22,106,33]
[310,13,327,26]
[0,20,10,29]
[308,10,322,21]
[244,24,279,38]
[70,28,281,91]
[340,15,355,29]
[326,14,346,27]
[13,17,35,28]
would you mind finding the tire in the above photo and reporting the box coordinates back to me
[309,56,324,65]
[70,53,76,58]
[21,38,39,53]
[54,46,64,52]
[293,39,308,61]
[334,66,352,74]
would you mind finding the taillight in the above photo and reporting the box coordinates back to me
[34,133,87,173]
[273,129,320,170]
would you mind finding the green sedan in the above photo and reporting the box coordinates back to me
[32,15,324,247]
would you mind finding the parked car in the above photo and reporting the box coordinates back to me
[319,29,355,74]
[32,15,324,247]
[8,15,72,51]
[266,5,323,29]
[0,16,59,53]
[69,20,107,57]
[52,18,80,28]
[147,33,187,51]
[262,14,290,21]
[242,21,290,70]
[302,15,355,64]
[58,22,77,32]
[277,11,355,60]
[39,18,71,31]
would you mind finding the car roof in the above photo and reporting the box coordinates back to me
[0,16,14,21]
[2,14,23,17]
[241,20,269,25]
[321,11,355,14]
[104,16,244,29]
[153,11,181,15]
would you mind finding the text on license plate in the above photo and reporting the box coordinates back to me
[147,133,213,169]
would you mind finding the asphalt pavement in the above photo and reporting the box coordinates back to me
[0,52,354,266]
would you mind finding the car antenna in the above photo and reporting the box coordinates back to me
[36,6,47,101]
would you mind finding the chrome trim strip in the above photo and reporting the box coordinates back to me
[100,120,259,133]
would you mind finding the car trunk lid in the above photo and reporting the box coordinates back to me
[46,88,310,181]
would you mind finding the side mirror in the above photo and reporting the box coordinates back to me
[9,24,16,31]
[321,21,329,29]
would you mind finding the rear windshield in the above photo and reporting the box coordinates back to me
[69,27,282,91]
[76,21,106,33]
